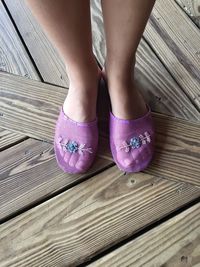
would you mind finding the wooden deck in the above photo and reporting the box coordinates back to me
[0,0,200,266]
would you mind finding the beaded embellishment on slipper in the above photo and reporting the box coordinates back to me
[118,132,151,152]
[57,137,93,155]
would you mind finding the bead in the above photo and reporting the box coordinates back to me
[65,141,78,153]
[129,137,142,149]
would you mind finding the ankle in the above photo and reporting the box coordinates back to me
[103,64,135,91]
[106,72,134,95]
[66,59,100,91]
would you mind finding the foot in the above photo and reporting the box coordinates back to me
[54,108,98,174]
[54,64,101,174]
[109,106,155,173]
[102,67,155,173]
[63,66,101,122]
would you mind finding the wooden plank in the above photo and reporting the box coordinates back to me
[0,0,38,150]
[144,0,200,110]
[0,1,39,79]
[176,0,200,17]
[88,203,200,267]
[91,0,200,122]
[0,72,200,187]
[147,112,200,187]
[175,0,200,28]
[0,72,64,141]
[0,128,26,151]
[0,138,112,221]
[4,0,69,87]
[0,166,199,266]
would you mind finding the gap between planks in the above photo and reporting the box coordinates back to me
[87,202,200,267]
[0,165,199,266]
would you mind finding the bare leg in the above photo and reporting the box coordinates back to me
[26,0,100,122]
[101,0,155,119]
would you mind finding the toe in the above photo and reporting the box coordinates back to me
[140,146,152,161]
[57,144,65,157]
[75,153,90,171]
[64,152,71,164]
[131,146,145,162]
[116,147,130,165]
[131,145,153,171]
[123,157,134,168]
[69,153,79,167]
[75,160,87,171]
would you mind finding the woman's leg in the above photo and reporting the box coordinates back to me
[101,0,155,119]
[26,0,100,122]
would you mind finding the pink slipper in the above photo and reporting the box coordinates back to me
[54,106,98,174]
[109,104,155,173]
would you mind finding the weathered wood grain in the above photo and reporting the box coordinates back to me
[0,1,39,79]
[4,0,69,87]
[144,0,200,110]
[0,166,199,266]
[0,72,65,141]
[175,0,200,28]
[0,1,40,150]
[89,202,200,267]
[0,138,113,221]
[0,128,27,151]
[0,72,200,187]
[146,112,200,187]
[90,0,200,122]
[176,0,200,16]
